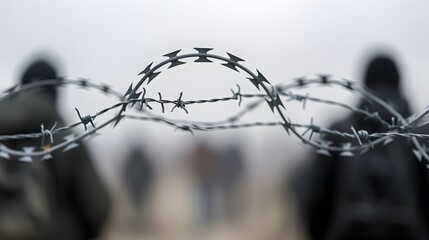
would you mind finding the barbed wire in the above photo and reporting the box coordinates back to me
[1,48,429,166]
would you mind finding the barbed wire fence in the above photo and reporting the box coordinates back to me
[2,48,429,166]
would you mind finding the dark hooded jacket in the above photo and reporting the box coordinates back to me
[299,56,429,240]
[0,60,110,240]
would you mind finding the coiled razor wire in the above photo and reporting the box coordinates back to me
[1,48,429,166]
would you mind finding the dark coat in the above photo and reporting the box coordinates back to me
[299,89,429,240]
[0,88,110,240]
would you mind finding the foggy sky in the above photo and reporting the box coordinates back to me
[1,0,429,177]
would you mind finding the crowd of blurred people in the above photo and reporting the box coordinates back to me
[0,56,248,239]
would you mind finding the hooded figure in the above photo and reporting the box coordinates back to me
[0,58,110,240]
[297,55,429,240]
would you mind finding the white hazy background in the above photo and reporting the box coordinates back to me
[1,0,429,189]
[2,1,429,239]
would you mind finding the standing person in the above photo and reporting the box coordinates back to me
[297,54,429,240]
[217,143,245,221]
[122,146,155,231]
[0,58,110,240]
[188,141,218,227]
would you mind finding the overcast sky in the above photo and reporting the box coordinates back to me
[1,1,429,107]
[1,0,429,176]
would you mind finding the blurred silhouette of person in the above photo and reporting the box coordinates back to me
[122,145,154,231]
[0,146,50,239]
[217,143,245,221]
[0,58,110,240]
[295,54,429,240]
[188,141,218,227]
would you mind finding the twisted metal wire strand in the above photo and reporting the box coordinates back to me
[0,48,429,165]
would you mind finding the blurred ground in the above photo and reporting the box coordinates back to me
[102,171,305,240]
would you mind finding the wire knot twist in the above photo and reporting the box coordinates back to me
[171,92,188,114]
[175,125,194,135]
[230,84,242,106]
[75,108,96,131]
[351,126,369,145]
[41,122,56,145]
[140,88,152,110]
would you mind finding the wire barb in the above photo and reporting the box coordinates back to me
[41,122,56,146]
[139,88,152,110]
[171,92,188,114]
[230,84,243,106]
[1,48,429,165]
[75,108,95,131]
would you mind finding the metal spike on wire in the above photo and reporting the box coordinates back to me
[222,52,245,72]
[1,48,429,165]
[194,48,213,62]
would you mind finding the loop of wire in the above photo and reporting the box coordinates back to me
[0,48,429,166]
